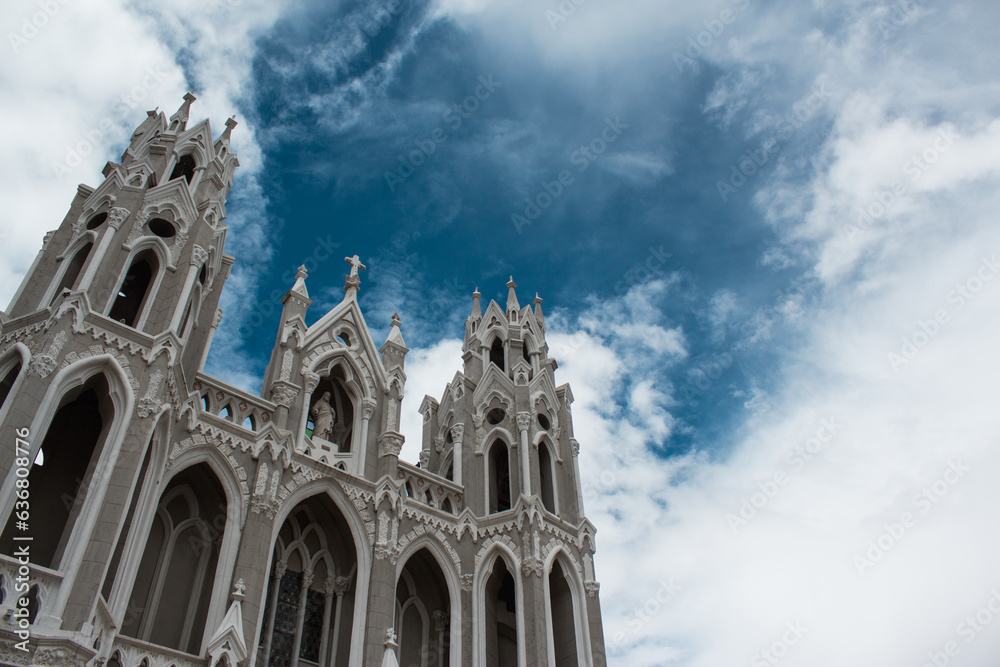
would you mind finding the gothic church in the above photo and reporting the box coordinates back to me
[0,96,607,666]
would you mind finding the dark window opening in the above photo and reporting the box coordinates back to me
[86,212,108,230]
[549,561,579,666]
[198,264,207,285]
[169,155,196,184]
[522,343,530,364]
[51,242,92,305]
[537,413,550,430]
[490,441,511,514]
[487,408,505,425]
[108,250,157,327]
[490,338,505,371]
[485,558,518,667]
[539,444,555,514]
[0,376,113,569]
[147,218,176,239]
[0,362,22,411]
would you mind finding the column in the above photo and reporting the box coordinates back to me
[450,424,464,486]
[77,207,130,295]
[328,576,350,666]
[290,568,314,667]
[516,412,532,497]
[168,245,208,331]
[431,610,448,667]
[261,560,287,663]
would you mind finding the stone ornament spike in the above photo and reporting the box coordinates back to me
[471,286,482,320]
[506,276,519,312]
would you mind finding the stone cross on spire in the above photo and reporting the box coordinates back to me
[344,254,366,297]
[345,255,366,278]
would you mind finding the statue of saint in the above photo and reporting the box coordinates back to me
[310,391,336,441]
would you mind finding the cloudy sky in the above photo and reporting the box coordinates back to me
[4,0,1000,665]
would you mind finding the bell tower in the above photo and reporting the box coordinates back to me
[4,92,238,377]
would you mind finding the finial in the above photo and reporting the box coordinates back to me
[290,265,309,297]
[391,312,402,327]
[385,627,398,647]
[506,276,520,313]
[471,287,482,320]
[533,292,545,328]
[231,578,246,600]
[169,92,197,131]
[218,115,238,146]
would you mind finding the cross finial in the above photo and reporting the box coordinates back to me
[385,627,398,646]
[345,255,367,278]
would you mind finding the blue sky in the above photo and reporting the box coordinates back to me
[3,0,1000,665]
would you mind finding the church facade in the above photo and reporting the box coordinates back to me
[0,97,607,667]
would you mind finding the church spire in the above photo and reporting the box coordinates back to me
[290,264,308,298]
[533,292,545,330]
[470,287,482,320]
[215,115,238,153]
[506,276,519,313]
[169,91,197,132]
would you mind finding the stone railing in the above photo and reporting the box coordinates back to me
[194,372,275,433]
[107,635,205,667]
[0,554,62,630]
[398,461,464,515]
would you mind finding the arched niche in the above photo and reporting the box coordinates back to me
[306,362,359,455]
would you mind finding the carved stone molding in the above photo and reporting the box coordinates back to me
[107,207,130,229]
[378,432,404,458]
[515,412,532,433]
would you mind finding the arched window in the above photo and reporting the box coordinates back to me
[0,359,22,411]
[86,212,108,230]
[0,375,114,569]
[539,442,556,514]
[489,440,511,514]
[396,549,451,667]
[489,338,505,372]
[484,557,518,667]
[51,242,92,305]
[108,249,158,327]
[259,496,358,667]
[169,155,196,184]
[121,464,227,654]
[548,560,579,666]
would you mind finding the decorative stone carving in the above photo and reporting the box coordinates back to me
[137,369,164,418]
[270,384,298,408]
[378,432,403,458]
[419,449,430,467]
[584,581,601,597]
[303,370,320,394]
[190,244,209,267]
[310,391,336,440]
[449,423,464,444]
[275,560,288,579]
[515,412,532,433]
[29,331,66,378]
[107,207,130,229]
[570,438,580,456]
[362,397,377,420]
[302,569,314,589]
[213,307,224,328]
[434,436,445,453]
[333,575,351,596]
[461,574,474,592]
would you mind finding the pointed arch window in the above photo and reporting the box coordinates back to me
[169,155,196,184]
[396,549,451,667]
[260,499,358,667]
[539,442,556,514]
[121,464,227,654]
[484,557,518,666]
[108,249,158,328]
[51,242,92,305]
[0,375,114,569]
[548,560,579,666]
[489,440,512,514]
[489,338,505,372]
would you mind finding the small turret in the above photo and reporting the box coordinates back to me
[168,91,197,133]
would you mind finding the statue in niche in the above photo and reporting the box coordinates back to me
[310,391,336,441]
